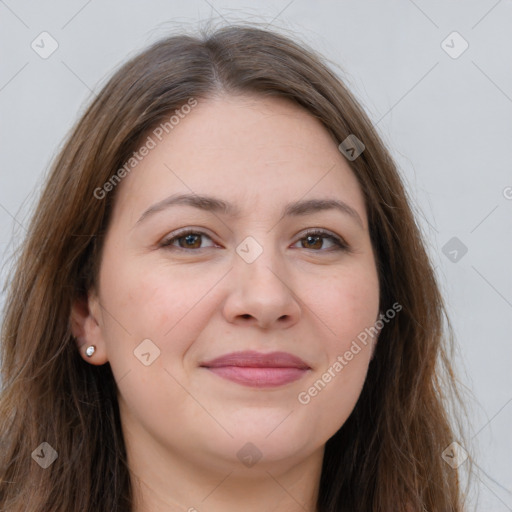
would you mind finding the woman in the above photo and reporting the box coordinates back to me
[0,24,470,511]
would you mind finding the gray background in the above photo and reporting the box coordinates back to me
[1,1,511,510]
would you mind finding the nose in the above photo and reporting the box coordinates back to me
[222,241,302,330]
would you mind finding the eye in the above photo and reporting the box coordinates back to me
[292,229,350,252]
[160,229,217,251]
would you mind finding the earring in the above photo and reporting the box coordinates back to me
[85,345,96,357]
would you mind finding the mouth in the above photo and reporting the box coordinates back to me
[199,350,311,388]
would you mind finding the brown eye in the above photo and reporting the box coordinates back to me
[177,233,202,249]
[301,235,324,250]
[160,230,216,251]
[294,230,349,252]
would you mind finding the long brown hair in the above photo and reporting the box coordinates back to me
[0,23,471,511]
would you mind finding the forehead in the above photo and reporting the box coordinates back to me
[110,94,367,227]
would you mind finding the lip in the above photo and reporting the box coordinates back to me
[200,350,311,388]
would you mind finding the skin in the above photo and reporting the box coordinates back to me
[71,94,381,512]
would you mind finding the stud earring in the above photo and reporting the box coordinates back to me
[85,345,96,357]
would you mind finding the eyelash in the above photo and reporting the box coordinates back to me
[159,228,350,253]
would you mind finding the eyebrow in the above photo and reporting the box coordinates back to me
[135,193,364,228]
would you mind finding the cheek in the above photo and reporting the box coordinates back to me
[98,252,232,385]
[97,256,209,436]
[297,262,378,426]
[299,346,371,443]
[101,253,215,337]
[313,261,380,343]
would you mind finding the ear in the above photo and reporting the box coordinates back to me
[70,290,109,365]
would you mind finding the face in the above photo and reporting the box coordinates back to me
[75,94,380,476]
